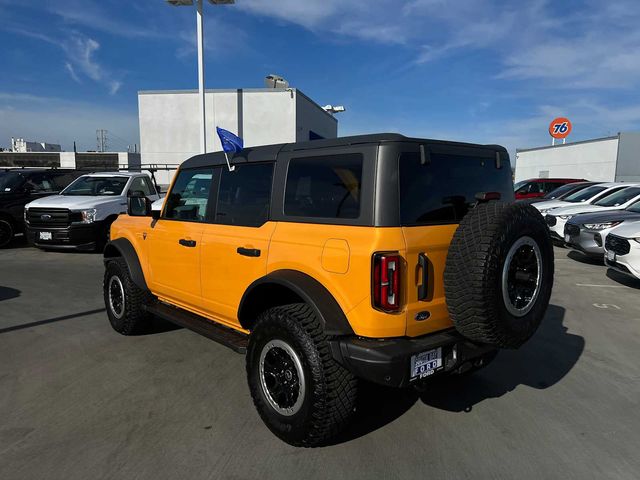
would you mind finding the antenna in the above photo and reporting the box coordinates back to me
[96,129,108,152]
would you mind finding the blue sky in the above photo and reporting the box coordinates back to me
[1,0,640,157]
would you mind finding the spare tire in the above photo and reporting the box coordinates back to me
[444,201,554,349]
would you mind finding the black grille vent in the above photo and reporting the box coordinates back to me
[605,234,631,256]
[565,223,580,236]
[27,208,71,227]
[545,215,557,227]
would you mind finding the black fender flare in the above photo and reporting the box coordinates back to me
[103,238,149,291]
[238,270,355,336]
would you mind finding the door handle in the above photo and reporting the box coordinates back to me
[418,252,428,301]
[179,239,197,247]
[237,247,261,257]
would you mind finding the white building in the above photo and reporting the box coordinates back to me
[515,132,640,182]
[138,88,338,183]
[11,137,61,153]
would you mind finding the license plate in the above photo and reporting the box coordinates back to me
[607,250,616,262]
[39,231,52,241]
[565,234,570,243]
[410,347,442,380]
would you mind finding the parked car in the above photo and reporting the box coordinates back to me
[0,168,83,248]
[545,185,640,242]
[525,181,598,204]
[514,177,586,200]
[564,198,640,257]
[25,171,160,251]
[533,182,625,215]
[604,220,640,280]
[102,133,554,446]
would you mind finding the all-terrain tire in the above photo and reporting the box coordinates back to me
[246,303,358,447]
[0,219,14,248]
[103,258,152,335]
[444,202,554,348]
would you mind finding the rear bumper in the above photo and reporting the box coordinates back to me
[27,221,104,251]
[329,329,495,388]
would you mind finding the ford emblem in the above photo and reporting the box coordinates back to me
[415,311,431,321]
[41,214,52,221]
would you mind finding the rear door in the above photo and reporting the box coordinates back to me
[399,144,513,337]
[200,163,276,328]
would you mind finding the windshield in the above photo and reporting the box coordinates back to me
[564,185,606,203]
[594,186,640,207]
[62,176,128,196]
[627,200,640,213]
[0,172,25,192]
[543,183,585,200]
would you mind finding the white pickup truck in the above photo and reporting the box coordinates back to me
[24,172,160,251]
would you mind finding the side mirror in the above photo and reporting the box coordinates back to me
[127,194,151,217]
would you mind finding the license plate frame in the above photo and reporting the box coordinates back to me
[39,231,52,241]
[410,347,443,381]
[606,250,616,262]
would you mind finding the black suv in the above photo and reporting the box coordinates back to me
[0,169,83,247]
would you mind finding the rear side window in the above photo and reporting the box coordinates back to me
[399,151,512,225]
[50,172,78,190]
[284,154,363,219]
[215,163,274,227]
[163,168,214,222]
[564,185,607,202]
[594,186,640,207]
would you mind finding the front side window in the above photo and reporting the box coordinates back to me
[0,172,25,192]
[62,176,128,196]
[594,186,640,207]
[284,154,363,219]
[163,168,213,222]
[128,176,155,196]
[216,163,274,227]
[23,173,58,193]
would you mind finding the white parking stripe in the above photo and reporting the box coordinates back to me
[576,284,627,288]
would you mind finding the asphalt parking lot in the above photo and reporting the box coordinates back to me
[1,243,640,480]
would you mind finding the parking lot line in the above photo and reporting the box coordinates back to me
[575,284,627,288]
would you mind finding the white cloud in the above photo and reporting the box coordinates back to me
[64,62,81,83]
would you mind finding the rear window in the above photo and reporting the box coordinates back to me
[399,151,512,225]
[594,186,640,207]
[284,154,362,219]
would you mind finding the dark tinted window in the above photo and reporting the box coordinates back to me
[543,182,565,193]
[400,151,512,225]
[24,172,59,193]
[129,176,155,196]
[50,172,80,190]
[163,168,213,222]
[543,182,587,199]
[564,185,607,202]
[284,154,362,219]
[594,186,640,207]
[216,163,273,227]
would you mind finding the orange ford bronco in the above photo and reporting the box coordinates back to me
[103,134,554,446]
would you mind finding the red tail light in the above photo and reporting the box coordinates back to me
[372,253,400,312]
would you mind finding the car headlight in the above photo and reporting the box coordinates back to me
[583,221,621,231]
[24,207,28,222]
[75,208,97,224]
[558,215,573,220]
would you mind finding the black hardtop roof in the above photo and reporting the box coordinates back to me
[181,133,508,169]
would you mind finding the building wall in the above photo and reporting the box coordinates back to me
[295,91,338,142]
[0,152,60,168]
[615,132,640,182]
[515,136,619,182]
[138,88,337,171]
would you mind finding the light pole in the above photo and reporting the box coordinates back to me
[167,0,235,154]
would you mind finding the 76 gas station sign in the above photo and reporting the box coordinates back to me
[549,117,572,140]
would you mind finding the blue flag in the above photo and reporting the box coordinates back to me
[216,127,243,154]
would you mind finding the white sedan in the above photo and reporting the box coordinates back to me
[544,185,640,242]
[604,220,640,280]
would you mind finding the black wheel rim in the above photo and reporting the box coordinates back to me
[0,220,12,247]
[502,236,542,317]
[259,340,305,416]
[108,275,125,319]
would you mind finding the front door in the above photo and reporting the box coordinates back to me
[146,167,216,309]
[200,163,276,328]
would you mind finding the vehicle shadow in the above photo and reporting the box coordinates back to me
[606,268,640,289]
[0,286,21,302]
[329,304,582,444]
[567,250,603,265]
[419,304,582,412]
